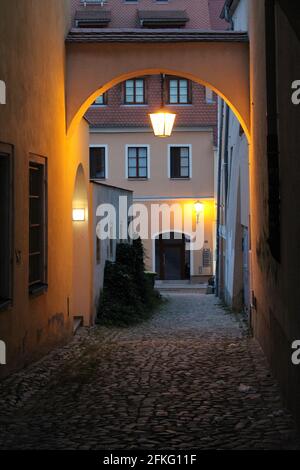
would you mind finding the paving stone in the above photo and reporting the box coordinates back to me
[0,293,299,450]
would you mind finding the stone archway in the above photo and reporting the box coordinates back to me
[66,34,250,141]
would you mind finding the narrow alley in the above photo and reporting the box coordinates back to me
[0,294,299,450]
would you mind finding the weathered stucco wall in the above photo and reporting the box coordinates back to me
[67,41,250,139]
[90,130,215,198]
[90,129,215,281]
[249,1,300,425]
[0,0,91,377]
[68,119,91,327]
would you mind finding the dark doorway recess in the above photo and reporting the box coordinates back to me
[155,233,190,281]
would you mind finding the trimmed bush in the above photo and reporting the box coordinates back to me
[97,238,162,326]
[97,261,144,326]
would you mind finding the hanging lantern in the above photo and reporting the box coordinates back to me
[149,111,176,137]
[149,74,176,137]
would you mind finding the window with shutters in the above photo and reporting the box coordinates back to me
[29,155,47,295]
[0,144,13,309]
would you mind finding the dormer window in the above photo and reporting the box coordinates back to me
[75,10,111,28]
[138,10,189,28]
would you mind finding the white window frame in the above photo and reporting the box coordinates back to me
[205,86,215,104]
[89,144,109,179]
[125,145,150,179]
[168,144,192,179]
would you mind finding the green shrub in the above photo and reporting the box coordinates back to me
[97,238,162,327]
[116,243,136,274]
[97,261,144,326]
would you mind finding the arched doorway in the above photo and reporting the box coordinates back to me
[154,232,191,281]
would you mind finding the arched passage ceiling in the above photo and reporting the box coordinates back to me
[66,31,250,140]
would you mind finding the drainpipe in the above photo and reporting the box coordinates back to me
[215,100,224,297]
[224,4,235,30]
[224,104,230,205]
[215,0,234,297]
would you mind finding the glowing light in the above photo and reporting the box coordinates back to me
[72,208,85,221]
[194,201,204,213]
[149,111,176,137]
[194,201,204,224]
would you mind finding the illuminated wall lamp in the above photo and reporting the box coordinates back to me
[72,208,85,222]
[194,201,204,224]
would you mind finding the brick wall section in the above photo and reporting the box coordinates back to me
[85,75,217,130]
[208,0,229,30]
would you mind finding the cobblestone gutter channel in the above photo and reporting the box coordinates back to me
[0,294,299,450]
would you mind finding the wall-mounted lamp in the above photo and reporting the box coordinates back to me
[149,74,176,137]
[194,201,204,224]
[72,208,85,222]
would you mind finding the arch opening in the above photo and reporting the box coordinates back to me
[72,163,90,326]
[67,69,250,143]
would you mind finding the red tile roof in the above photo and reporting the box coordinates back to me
[85,75,218,142]
[208,0,229,30]
[70,0,213,29]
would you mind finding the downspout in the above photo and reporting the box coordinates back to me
[224,4,235,30]
[215,100,224,296]
[215,3,234,296]
[224,104,230,204]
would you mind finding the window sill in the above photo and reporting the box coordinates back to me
[166,104,192,107]
[0,299,12,312]
[127,177,149,181]
[29,283,48,297]
[170,177,191,180]
[121,104,148,107]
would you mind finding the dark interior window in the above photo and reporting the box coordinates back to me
[0,149,13,307]
[90,147,106,179]
[29,158,47,294]
[170,147,190,178]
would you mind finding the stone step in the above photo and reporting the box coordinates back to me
[156,282,208,294]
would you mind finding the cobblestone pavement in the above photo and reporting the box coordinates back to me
[0,293,299,450]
